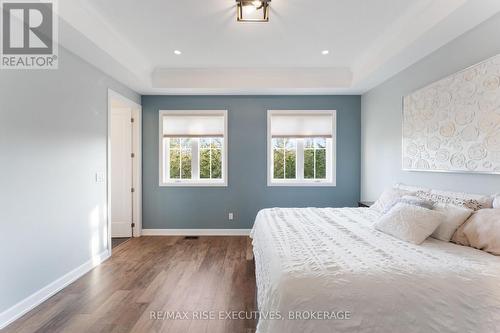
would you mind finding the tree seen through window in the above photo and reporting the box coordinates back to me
[168,137,223,180]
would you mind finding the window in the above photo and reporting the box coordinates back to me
[159,110,227,186]
[267,110,336,186]
[272,138,296,179]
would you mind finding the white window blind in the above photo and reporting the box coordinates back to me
[270,113,333,138]
[163,114,225,137]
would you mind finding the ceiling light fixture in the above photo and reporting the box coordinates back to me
[236,0,271,22]
[174,50,182,55]
[322,50,330,55]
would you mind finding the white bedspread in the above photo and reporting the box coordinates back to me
[250,207,500,333]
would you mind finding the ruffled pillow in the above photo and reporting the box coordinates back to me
[382,195,434,214]
[371,188,415,213]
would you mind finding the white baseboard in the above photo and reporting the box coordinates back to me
[0,250,110,330]
[142,229,251,236]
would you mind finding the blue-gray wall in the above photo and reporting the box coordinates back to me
[142,96,361,229]
[361,12,500,201]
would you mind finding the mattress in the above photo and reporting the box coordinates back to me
[250,207,500,333]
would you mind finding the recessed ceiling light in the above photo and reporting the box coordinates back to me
[322,50,330,55]
[174,50,182,55]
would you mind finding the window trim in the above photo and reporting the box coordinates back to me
[159,110,228,187]
[267,110,337,187]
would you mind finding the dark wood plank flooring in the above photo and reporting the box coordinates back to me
[4,236,257,333]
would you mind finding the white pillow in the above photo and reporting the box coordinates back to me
[493,194,500,209]
[431,204,473,242]
[394,183,431,194]
[382,195,434,214]
[371,188,415,213]
[374,203,445,245]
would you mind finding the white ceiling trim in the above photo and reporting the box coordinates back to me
[152,67,352,91]
[144,88,361,96]
[352,0,500,91]
[351,0,467,87]
[54,0,500,95]
[58,0,152,92]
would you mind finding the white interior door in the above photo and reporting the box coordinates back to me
[111,107,133,238]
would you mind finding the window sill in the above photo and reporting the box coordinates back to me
[267,180,336,187]
[160,180,227,187]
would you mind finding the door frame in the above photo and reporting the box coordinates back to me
[107,89,142,255]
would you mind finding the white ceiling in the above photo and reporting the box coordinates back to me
[85,0,412,68]
[58,0,500,95]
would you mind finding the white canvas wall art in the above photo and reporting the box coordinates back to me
[402,54,500,174]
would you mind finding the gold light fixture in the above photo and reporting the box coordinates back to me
[236,0,271,22]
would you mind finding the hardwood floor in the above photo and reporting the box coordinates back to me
[4,236,257,333]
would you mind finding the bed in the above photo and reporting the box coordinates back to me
[250,207,500,333]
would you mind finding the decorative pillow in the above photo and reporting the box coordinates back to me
[451,221,469,246]
[431,204,473,242]
[394,183,432,194]
[416,190,492,211]
[451,209,500,255]
[371,188,415,213]
[374,203,445,245]
[493,194,500,209]
[382,195,434,214]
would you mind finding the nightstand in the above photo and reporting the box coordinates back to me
[358,201,374,208]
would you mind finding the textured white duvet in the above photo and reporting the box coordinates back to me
[250,207,500,333]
